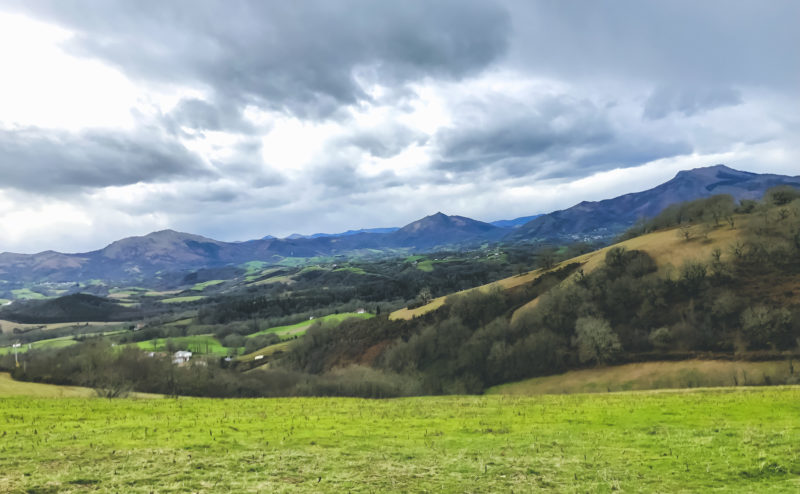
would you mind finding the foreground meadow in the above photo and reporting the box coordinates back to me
[1,387,799,493]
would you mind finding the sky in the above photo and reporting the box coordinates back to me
[0,1,798,254]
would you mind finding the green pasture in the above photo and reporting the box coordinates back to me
[161,295,206,304]
[10,288,47,300]
[1,387,799,492]
[246,312,374,340]
[130,335,240,356]
[190,280,226,291]
[0,337,78,355]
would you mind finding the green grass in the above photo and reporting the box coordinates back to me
[161,295,206,304]
[190,279,225,291]
[240,260,270,274]
[0,299,10,305]
[130,335,239,356]
[0,337,78,355]
[333,266,368,275]
[10,288,47,300]
[0,372,94,397]
[416,259,434,272]
[246,312,374,340]
[0,387,798,492]
[488,360,798,395]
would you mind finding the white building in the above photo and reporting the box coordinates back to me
[173,350,192,365]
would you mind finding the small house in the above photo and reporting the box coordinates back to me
[173,350,192,365]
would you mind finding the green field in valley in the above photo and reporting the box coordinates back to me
[247,312,374,340]
[10,288,47,300]
[160,295,206,304]
[130,335,240,356]
[0,337,78,355]
[0,386,798,492]
[190,280,226,291]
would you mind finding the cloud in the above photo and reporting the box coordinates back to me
[10,0,511,122]
[643,86,742,120]
[503,1,800,90]
[0,126,210,193]
[431,92,692,180]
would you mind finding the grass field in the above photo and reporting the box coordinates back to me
[131,335,239,356]
[190,279,226,291]
[238,341,292,363]
[0,386,798,492]
[246,312,374,340]
[488,360,798,395]
[161,295,206,304]
[0,372,94,397]
[10,288,47,300]
[0,337,78,355]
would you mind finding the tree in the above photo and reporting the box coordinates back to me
[417,287,433,305]
[573,317,622,365]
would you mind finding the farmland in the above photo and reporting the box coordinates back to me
[246,312,374,340]
[1,386,798,492]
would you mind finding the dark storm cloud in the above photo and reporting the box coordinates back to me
[0,127,210,192]
[9,0,511,122]
[643,86,742,120]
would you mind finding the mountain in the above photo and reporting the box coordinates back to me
[490,215,542,229]
[0,214,505,284]
[389,212,504,250]
[1,165,796,285]
[508,165,800,242]
[284,227,400,240]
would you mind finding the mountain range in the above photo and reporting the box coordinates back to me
[0,165,797,283]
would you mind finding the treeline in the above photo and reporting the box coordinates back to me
[0,339,420,399]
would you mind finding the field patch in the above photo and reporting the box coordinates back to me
[130,335,238,356]
[160,295,206,304]
[10,288,47,300]
[190,279,226,291]
[0,372,94,397]
[488,360,798,395]
[246,312,373,340]
[0,387,798,492]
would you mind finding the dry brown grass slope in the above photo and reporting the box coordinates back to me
[390,218,745,322]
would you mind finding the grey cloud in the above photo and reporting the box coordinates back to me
[503,1,800,90]
[338,123,428,159]
[165,98,256,133]
[313,160,401,194]
[643,86,742,120]
[433,96,614,176]
[432,94,693,181]
[11,0,510,121]
[209,139,286,188]
[0,127,210,193]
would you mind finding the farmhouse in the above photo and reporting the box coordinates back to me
[173,350,192,365]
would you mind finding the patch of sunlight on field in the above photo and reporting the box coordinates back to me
[0,388,798,492]
[0,372,93,397]
[487,360,797,395]
[237,341,291,363]
[160,295,206,304]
